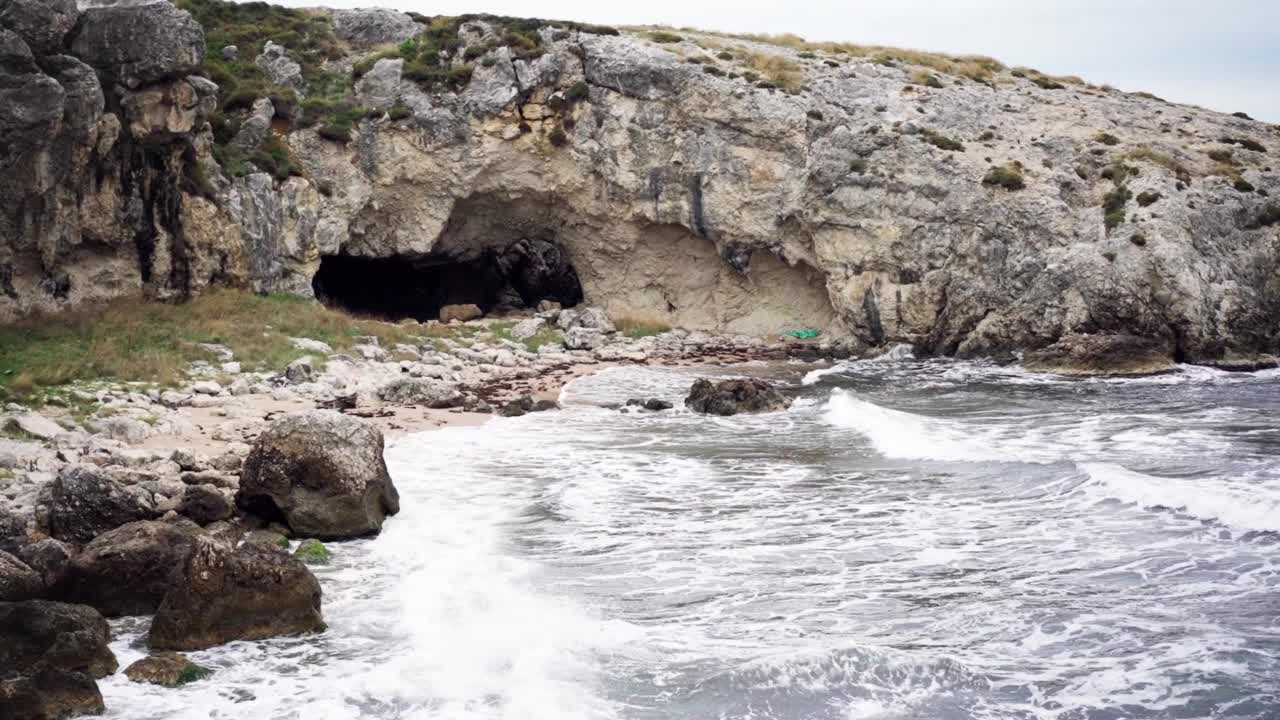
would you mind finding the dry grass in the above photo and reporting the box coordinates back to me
[0,290,418,398]
[616,315,672,339]
[742,51,804,92]
[1122,146,1192,182]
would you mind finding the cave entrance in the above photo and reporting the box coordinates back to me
[312,238,583,322]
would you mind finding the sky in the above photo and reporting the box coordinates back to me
[266,0,1280,122]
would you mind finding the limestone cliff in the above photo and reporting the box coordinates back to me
[3,0,1279,368]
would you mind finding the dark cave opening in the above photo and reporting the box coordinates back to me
[312,238,583,322]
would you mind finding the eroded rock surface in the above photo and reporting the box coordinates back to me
[685,378,791,416]
[237,411,399,539]
[0,600,117,720]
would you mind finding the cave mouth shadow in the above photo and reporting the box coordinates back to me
[312,237,583,322]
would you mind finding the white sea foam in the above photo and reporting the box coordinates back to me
[1080,462,1280,533]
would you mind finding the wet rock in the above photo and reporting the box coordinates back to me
[53,521,196,617]
[47,465,155,544]
[284,356,315,384]
[0,0,78,55]
[378,378,464,408]
[292,539,331,566]
[498,396,559,418]
[330,7,419,48]
[0,550,42,601]
[148,537,325,651]
[1023,333,1175,376]
[177,485,233,525]
[69,0,205,88]
[0,600,116,720]
[237,411,399,539]
[124,652,212,687]
[684,378,791,416]
[627,398,674,411]
[439,303,482,323]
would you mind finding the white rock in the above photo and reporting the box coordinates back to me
[191,381,223,395]
[564,327,606,350]
[290,337,334,354]
[510,317,546,341]
[9,413,65,440]
[220,361,242,374]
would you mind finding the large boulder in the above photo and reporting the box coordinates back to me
[684,378,791,416]
[0,550,41,601]
[237,411,399,539]
[148,537,324,651]
[0,0,78,55]
[47,465,154,544]
[16,540,75,592]
[68,0,205,88]
[53,521,196,617]
[0,600,117,720]
[330,8,419,49]
[177,485,233,525]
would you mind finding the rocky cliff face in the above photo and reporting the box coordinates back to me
[3,1,1279,368]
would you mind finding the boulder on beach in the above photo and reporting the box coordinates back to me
[237,411,400,539]
[377,378,464,408]
[684,378,791,416]
[0,550,42,601]
[53,521,197,617]
[47,465,155,544]
[0,600,117,719]
[148,537,325,652]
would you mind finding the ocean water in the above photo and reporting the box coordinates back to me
[100,359,1280,719]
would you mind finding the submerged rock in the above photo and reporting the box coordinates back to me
[292,539,331,566]
[684,378,791,416]
[237,411,399,539]
[124,652,212,687]
[148,538,324,651]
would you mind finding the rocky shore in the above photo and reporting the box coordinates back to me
[0,302,846,717]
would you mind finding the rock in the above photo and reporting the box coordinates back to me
[0,507,27,554]
[1023,333,1175,376]
[47,465,154,544]
[124,652,212,687]
[684,378,791,416]
[69,0,205,88]
[292,539,330,566]
[53,521,196,617]
[191,380,222,395]
[439,304,482,323]
[498,396,559,418]
[536,300,562,315]
[0,550,42,601]
[16,540,75,591]
[0,0,77,55]
[237,411,399,539]
[221,44,238,61]
[254,40,303,93]
[317,392,357,411]
[230,96,273,152]
[284,356,315,384]
[510,317,547,341]
[241,529,289,551]
[8,413,64,440]
[377,378,464,408]
[120,77,202,142]
[355,57,403,111]
[632,398,673,411]
[563,326,605,350]
[330,7,420,48]
[177,485,232,525]
[148,538,325,651]
[86,416,150,445]
[0,600,116,720]
[290,337,334,354]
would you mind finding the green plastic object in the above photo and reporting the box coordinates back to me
[787,328,820,339]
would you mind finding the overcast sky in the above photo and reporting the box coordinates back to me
[267,0,1280,122]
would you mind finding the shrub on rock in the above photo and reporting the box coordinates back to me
[684,378,791,416]
[237,411,400,539]
[148,537,325,652]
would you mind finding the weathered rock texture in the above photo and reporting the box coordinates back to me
[3,4,1280,370]
[0,600,117,720]
[237,411,399,539]
[685,378,791,416]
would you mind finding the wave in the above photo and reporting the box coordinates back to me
[822,391,1060,463]
[1080,462,1280,533]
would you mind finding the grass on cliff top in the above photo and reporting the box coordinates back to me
[0,291,416,399]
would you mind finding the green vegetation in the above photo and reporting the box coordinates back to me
[1123,147,1191,184]
[982,163,1026,190]
[1208,148,1234,164]
[1094,132,1120,146]
[1220,136,1267,153]
[648,30,684,44]
[1130,233,1147,247]
[1234,178,1256,193]
[1103,186,1132,232]
[922,129,964,152]
[174,664,215,687]
[0,290,417,399]
[293,539,332,565]
[1136,191,1162,207]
